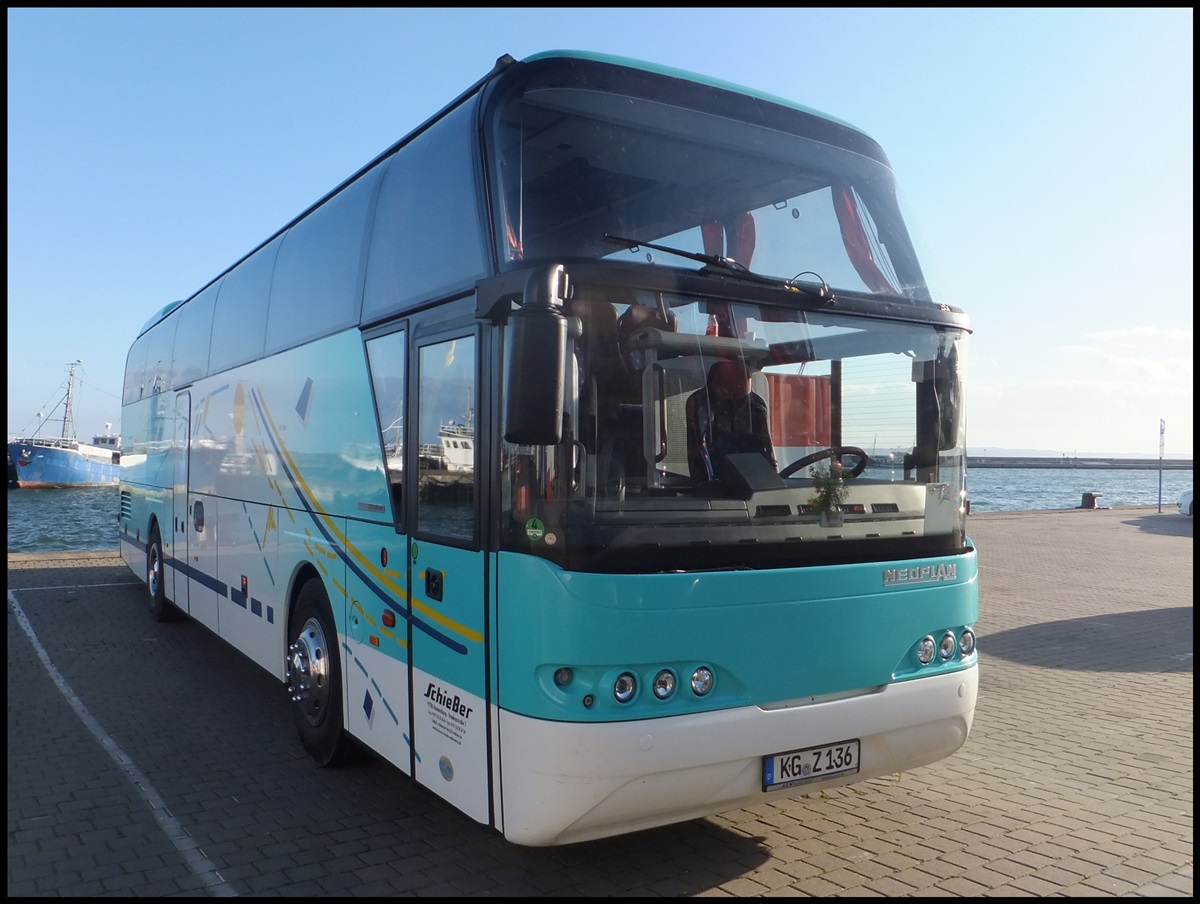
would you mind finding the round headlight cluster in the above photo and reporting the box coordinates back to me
[916,628,976,666]
[603,666,715,704]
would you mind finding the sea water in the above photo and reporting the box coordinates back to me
[965,467,1191,514]
[6,468,1193,554]
[7,485,122,553]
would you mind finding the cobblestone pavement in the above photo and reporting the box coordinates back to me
[8,506,1192,896]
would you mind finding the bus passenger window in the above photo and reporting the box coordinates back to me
[366,330,407,526]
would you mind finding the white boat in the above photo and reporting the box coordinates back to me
[438,415,474,473]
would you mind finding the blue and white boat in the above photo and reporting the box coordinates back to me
[8,361,121,489]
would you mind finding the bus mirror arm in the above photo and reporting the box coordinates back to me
[475,271,530,322]
[524,264,570,311]
[503,265,571,446]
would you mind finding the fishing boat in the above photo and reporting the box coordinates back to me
[7,361,121,488]
[413,410,475,507]
[437,413,474,473]
[415,408,475,473]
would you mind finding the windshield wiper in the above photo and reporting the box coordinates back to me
[603,233,832,301]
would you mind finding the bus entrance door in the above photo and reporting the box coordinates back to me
[177,390,219,634]
[407,328,490,825]
[172,391,190,614]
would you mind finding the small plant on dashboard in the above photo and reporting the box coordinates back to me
[809,459,852,524]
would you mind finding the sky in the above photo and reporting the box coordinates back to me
[7,8,1193,458]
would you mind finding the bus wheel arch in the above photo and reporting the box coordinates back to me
[286,572,357,766]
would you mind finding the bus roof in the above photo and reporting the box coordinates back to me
[520,49,865,135]
[143,50,877,339]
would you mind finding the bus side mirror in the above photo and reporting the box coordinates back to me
[504,265,569,445]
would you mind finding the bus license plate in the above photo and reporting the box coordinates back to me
[763,739,860,791]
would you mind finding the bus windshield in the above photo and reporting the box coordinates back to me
[488,62,966,572]
[487,65,929,301]
[500,278,967,572]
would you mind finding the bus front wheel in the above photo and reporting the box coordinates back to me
[287,578,356,766]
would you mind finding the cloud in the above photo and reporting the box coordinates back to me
[1055,344,1193,385]
[1083,326,1192,343]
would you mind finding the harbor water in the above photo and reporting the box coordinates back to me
[6,467,1193,555]
[965,466,1190,515]
[7,486,122,554]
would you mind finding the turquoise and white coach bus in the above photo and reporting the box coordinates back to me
[119,50,978,846]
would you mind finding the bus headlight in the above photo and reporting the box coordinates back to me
[690,666,714,696]
[959,629,976,657]
[652,669,676,700]
[939,632,957,660]
[613,672,637,703]
[916,635,936,664]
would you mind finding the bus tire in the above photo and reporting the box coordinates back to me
[146,526,178,622]
[287,578,356,766]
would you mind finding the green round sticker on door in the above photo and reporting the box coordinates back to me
[525,518,545,541]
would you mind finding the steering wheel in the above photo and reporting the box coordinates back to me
[779,446,869,479]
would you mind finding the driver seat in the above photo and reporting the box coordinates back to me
[686,359,776,483]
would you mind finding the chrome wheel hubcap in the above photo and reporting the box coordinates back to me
[148,546,161,603]
[287,617,330,726]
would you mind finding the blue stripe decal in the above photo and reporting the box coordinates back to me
[171,557,227,597]
[123,523,277,625]
[296,377,314,423]
[381,695,399,725]
[249,387,467,656]
[122,531,148,555]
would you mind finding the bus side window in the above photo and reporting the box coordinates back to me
[366,330,407,526]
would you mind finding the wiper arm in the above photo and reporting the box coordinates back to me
[605,232,743,272]
[603,233,832,301]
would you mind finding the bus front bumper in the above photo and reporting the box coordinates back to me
[496,662,977,846]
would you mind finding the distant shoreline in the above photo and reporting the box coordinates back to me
[967,456,1191,470]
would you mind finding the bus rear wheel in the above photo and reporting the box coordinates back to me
[287,578,356,766]
[146,526,178,622]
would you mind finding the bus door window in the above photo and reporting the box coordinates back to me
[365,329,407,524]
[417,335,477,540]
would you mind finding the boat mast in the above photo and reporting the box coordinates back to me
[62,360,81,440]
